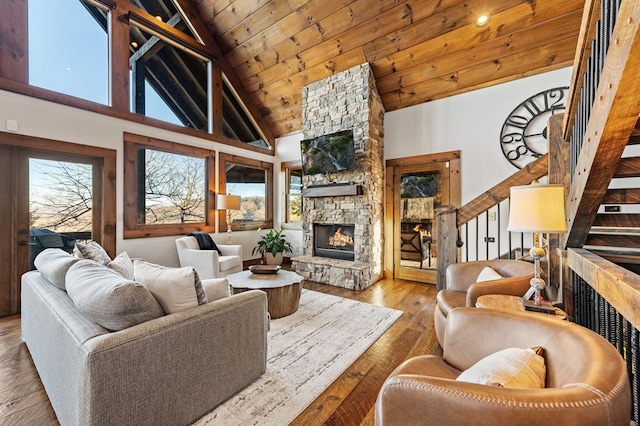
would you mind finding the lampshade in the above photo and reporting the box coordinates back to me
[507,184,567,233]
[217,194,241,211]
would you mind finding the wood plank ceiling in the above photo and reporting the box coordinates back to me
[191,0,586,139]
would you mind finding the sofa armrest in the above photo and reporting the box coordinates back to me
[465,275,533,307]
[83,290,268,425]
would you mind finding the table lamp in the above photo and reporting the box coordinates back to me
[507,182,567,308]
[217,193,241,244]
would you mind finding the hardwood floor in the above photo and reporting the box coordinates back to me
[0,277,439,426]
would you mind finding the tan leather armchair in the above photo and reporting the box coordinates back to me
[376,308,631,426]
[434,259,533,344]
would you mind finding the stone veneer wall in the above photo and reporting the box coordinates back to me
[292,63,385,290]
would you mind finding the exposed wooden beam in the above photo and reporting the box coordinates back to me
[0,0,28,83]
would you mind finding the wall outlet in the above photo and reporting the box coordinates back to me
[488,211,496,221]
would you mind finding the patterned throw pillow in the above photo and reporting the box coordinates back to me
[74,241,111,265]
[133,260,208,314]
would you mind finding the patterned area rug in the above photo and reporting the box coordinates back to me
[193,289,402,425]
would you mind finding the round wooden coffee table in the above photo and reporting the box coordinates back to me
[227,270,304,319]
[476,294,567,320]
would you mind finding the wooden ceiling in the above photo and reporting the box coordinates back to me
[191,0,586,139]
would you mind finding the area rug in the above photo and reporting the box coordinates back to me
[193,289,402,426]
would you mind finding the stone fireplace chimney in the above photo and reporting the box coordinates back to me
[292,63,385,290]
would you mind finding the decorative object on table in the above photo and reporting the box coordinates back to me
[500,87,569,169]
[252,229,293,265]
[249,264,281,274]
[217,193,241,244]
[507,182,567,310]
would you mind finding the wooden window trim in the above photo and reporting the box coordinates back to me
[281,160,302,225]
[219,152,273,232]
[123,132,216,239]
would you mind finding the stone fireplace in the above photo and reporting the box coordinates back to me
[292,63,384,290]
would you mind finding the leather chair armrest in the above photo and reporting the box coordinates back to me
[377,375,599,426]
[465,275,533,307]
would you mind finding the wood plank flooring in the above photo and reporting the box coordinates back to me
[0,277,439,426]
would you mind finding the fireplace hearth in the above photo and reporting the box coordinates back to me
[314,224,355,261]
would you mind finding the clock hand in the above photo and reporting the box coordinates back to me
[525,127,548,138]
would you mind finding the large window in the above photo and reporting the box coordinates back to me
[28,0,110,104]
[219,153,273,231]
[123,133,216,238]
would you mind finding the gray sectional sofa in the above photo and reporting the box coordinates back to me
[21,249,268,426]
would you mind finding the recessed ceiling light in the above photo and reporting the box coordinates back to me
[476,14,490,27]
[155,15,163,22]
[131,41,138,49]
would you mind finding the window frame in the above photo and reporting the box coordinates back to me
[218,152,273,232]
[123,132,216,239]
[282,161,303,227]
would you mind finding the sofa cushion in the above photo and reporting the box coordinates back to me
[107,251,134,280]
[456,347,546,388]
[476,266,503,282]
[133,260,208,314]
[74,241,111,265]
[34,248,81,290]
[66,260,164,331]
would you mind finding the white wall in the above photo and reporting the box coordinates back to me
[384,67,573,204]
[0,89,274,266]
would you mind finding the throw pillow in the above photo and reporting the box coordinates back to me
[456,347,546,389]
[476,266,503,282]
[133,260,208,314]
[201,278,230,301]
[74,241,111,265]
[34,248,81,290]
[66,260,164,331]
[107,251,135,280]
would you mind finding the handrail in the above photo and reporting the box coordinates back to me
[456,154,548,227]
[567,248,640,329]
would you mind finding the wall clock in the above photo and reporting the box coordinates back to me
[500,87,569,169]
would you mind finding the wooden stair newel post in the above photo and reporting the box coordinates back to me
[436,205,458,292]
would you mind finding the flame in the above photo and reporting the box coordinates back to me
[329,227,354,247]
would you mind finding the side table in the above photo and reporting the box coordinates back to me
[475,294,567,320]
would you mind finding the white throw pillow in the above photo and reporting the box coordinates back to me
[201,278,230,301]
[133,260,208,314]
[456,347,546,389]
[107,251,135,280]
[476,266,503,282]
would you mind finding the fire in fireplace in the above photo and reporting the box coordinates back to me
[314,224,355,261]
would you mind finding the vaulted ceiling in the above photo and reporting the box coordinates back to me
[190,0,585,139]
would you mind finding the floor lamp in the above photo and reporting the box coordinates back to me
[217,194,241,244]
[507,182,567,309]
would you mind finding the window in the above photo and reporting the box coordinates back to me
[28,0,110,104]
[123,133,216,238]
[219,153,273,231]
[283,163,302,223]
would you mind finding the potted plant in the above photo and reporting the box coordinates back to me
[252,229,293,265]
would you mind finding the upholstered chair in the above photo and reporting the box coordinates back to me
[175,236,242,279]
[376,307,631,426]
[434,259,533,344]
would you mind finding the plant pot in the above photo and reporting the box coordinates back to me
[265,252,283,265]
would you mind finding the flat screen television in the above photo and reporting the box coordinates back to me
[300,129,356,175]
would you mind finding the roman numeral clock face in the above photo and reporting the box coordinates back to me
[500,87,569,169]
